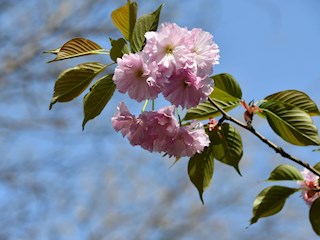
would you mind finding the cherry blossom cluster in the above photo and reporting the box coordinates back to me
[112,23,220,157]
[112,102,210,157]
[113,22,220,108]
[298,169,320,206]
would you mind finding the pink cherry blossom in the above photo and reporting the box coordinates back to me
[144,23,193,81]
[112,103,180,153]
[112,103,209,158]
[297,168,320,206]
[189,28,220,77]
[166,121,210,158]
[111,102,137,137]
[162,67,213,108]
[137,106,179,152]
[113,52,161,102]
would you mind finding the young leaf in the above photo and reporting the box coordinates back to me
[49,62,106,109]
[250,186,298,224]
[259,101,320,146]
[111,1,138,41]
[310,197,320,236]
[267,164,303,181]
[314,162,320,172]
[130,4,163,53]
[82,74,116,129]
[183,99,239,121]
[45,38,107,63]
[210,123,243,175]
[265,90,320,116]
[210,73,242,102]
[188,145,215,204]
[109,38,130,62]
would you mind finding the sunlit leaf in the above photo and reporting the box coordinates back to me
[45,38,107,63]
[188,145,214,204]
[109,38,130,61]
[130,4,163,52]
[265,90,320,116]
[250,186,298,224]
[183,99,239,121]
[82,74,116,129]
[310,197,320,236]
[111,1,138,41]
[210,73,242,102]
[49,62,106,109]
[267,164,303,181]
[210,123,243,175]
[259,101,320,146]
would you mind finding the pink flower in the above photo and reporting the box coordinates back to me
[111,102,137,137]
[189,28,220,77]
[112,103,210,158]
[144,23,193,81]
[112,103,180,153]
[162,67,214,108]
[297,168,320,206]
[137,106,179,152]
[166,121,210,158]
[113,52,161,102]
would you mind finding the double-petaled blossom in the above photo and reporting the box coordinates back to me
[165,121,210,158]
[162,67,213,108]
[189,27,220,77]
[144,23,192,80]
[111,102,137,137]
[113,52,161,102]
[112,103,209,157]
[297,168,320,206]
[138,105,179,152]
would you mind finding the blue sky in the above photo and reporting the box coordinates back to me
[1,0,320,239]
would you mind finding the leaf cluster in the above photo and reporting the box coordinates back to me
[45,1,163,129]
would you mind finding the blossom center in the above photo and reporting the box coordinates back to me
[165,45,174,55]
[135,69,144,80]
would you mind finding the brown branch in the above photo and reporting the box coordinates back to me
[208,97,320,178]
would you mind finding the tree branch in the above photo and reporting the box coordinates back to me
[208,97,320,178]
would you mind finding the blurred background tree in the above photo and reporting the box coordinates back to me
[0,0,319,239]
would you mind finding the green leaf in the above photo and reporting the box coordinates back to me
[210,123,243,175]
[82,74,116,129]
[267,164,303,181]
[111,1,138,41]
[188,145,214,204]
[310,197,320,236]
[250,186,298,224]
[211,73,242,102]
[45,38,107,63]
[265,90,320,116]
[130,4,163,52]
[183,99,240,121]
[259,101,320,146]
[49,62,106,109]
[183,74,242,121]
[314,162,320,172]
[109,38,130,62]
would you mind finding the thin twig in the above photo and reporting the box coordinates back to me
[208,97,320,177]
